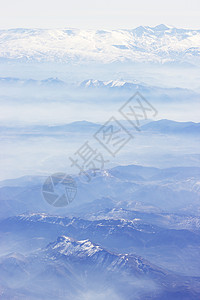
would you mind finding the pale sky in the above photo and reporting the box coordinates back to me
[0,0,199,29]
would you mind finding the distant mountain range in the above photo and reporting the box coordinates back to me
[0,119,199,135]
[1,77,198,104]
[79,79,145,89]
[79,79,199,101]
[3,212,199,251]
[0,76,65,87]
[0,163,199,219]
[0,25,200,65]
[141,119,200,134]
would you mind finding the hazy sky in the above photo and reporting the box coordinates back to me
[1,0,199,29]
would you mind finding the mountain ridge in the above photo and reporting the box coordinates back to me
[0,25,200,65]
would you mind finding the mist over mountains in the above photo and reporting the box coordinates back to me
[1,233,199,300]
[0,22,200,299]
[1,162,200,299]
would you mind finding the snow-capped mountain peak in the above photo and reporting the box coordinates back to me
[48,235,104,257]
[0,25,200,65]
[80,79,142,89]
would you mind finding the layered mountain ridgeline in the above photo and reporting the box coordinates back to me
[79,79,200,102]
[1,77,199,105]
[0,119,199,135]
[0,164,199,219]
[0,233,200,299]
[141,119,200,134]
[0,162,200,280]
[0,156,199,298]
[0,76,198,95]
[0,77,65,86]
[1,212,200,276]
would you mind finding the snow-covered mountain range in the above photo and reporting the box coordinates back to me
[1,163,200,298]
[1,234,197,300]
[0,25,200,65]
[1,214,200,299]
